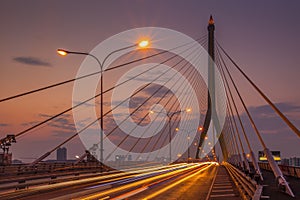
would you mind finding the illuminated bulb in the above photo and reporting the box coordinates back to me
[139,40,149,48]
[186,108,192,113]
[57,49,68,56]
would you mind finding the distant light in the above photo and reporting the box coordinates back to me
[139,40,149,48]
[149,110,154,114]
[75,155,80,159]
[175,127,179,131]
[57,49,68,56]
[198,127,203,131]
[186,108,192,113]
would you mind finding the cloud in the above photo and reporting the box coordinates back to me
[142,84,172,98]
[0,123,9,127]
[222,102,300,158]
[48,116,75,132]
[73,101,95,108]
[13,56,52,67]
[21,121,39,126]
[240,102,300,135]
[22,113,76,132]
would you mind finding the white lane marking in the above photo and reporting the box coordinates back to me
[213,186,232,189]
[210,193,236,197]
[212,189,234,192]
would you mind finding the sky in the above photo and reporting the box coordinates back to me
[0,0,300,162]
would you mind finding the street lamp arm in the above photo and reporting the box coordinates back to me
[168,110,182,119]
[87,53,103,70]
[101,44,136,68]
[58,43,137,71]
[57,49,103,70]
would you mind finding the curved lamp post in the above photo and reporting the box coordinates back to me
[175,127,202,161]
[57,40,149,165]
[149,108,191,163]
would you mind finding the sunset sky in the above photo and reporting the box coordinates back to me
[0,0,300,162]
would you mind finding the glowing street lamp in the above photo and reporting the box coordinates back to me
[175,127,202,161]
[57,49,68,56]
[138,40,149,48]
[57,40,149,166]
[149,108,191,163]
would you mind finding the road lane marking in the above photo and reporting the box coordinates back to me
[212,189,234,192]
[77,163,209,200]
[212,186,232,189]
[142,163,215,199]
[210,193,236,197]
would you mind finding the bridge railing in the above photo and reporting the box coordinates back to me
[224,162,262,200]
[0,162,112,191]
[258,162,300,178]
[0,162,107,178]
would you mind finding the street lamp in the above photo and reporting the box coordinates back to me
[138,40,149,48]
[175,127,202,161]
[149,108,191,163]
[57,40,149,165]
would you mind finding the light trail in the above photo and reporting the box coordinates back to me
[76,163,209,200]
[142,162,216,199]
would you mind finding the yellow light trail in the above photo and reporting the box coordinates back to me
[77,163,207,200]
[142,162,216,199]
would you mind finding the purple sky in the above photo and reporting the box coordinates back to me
[0,0,299,161]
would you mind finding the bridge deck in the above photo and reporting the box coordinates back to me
[207,165,241,200]
[261,169,300,200]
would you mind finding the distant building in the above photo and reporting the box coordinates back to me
[289,157,300,167]
[258,151,281,162]
[281,158,289,166]
[57,147,67,161]
[12,159,23,164]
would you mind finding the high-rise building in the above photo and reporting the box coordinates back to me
[57,147,67,161]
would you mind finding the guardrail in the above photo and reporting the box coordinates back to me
[0,162,110,191]
[258,162,300,178]
[0,161,159,191]
[0,162,107,177]
[224,162,262,200]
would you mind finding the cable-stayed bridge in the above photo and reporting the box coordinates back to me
[0,16,299,200]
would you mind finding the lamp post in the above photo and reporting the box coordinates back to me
[175,127,202,162]
[150,108,191,163]
[57,40,149,165]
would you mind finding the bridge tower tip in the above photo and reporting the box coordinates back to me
[209,15,214,25]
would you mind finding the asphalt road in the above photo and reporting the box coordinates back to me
[0,162,218,200]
